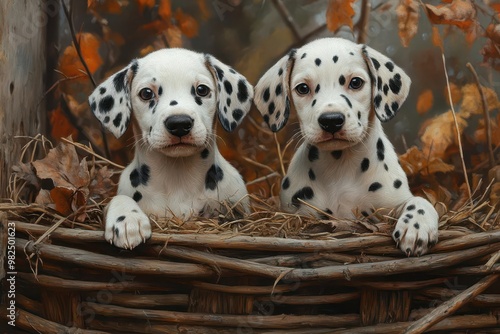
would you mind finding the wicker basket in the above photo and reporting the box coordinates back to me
[2,205,499,334]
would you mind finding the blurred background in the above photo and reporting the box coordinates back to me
[35,0,500,200]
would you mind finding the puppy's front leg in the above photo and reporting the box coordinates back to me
[392,196,439,256]
[104,195,152,249]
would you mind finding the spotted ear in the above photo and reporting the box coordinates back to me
[205,55,253,132]
[362,45,411,122]
[254,49,296,132]
[88,60,138,138]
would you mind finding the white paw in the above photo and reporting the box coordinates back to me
[392,197,439,256]
[104,195,152,249]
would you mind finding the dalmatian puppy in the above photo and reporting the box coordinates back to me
[254,38,438,256]
[89,48,253,249]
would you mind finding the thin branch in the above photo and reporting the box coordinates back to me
[355,0,371,44]
[271,0,302,41]
[466,62,495,168]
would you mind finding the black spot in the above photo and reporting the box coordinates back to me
[407,205,415,211]
[383,84,389,96]
[292,187,314,207]
[130,164,150,187]
[369,182,382,192]
[226,98,231,107]
[315,84,320,94]
[222,117,230,131]
[263,87,270,102]
[170,100,178,106]
[308,145,319,162]
[90,101,97,112]
[331,150,342,159]
[315,58,321,66]
[339,75,346,86]
[205,164,224,190]
[394,230,400,239]
[130,60,139,75]
[326,208,333,214]
[119,97,123,104]
[374,95,382,109]
[195,96,202,106]
[275,111,281,120]
[116,216,125,223]
[237,79,249,102]
[113,112,123,128]
[361,158,370,172]
[376,138,385,161]
[404,218,409,224]
[301,53,307,59]
[308,168,316,181]
[371,57,380,70]
[233,109,244,122]
[230,121,237,131]
[385,62,394,72]
[312,99,316,107]
[268,102,276,115]
[361,211,369,217]
[384,104,392,117]
[275,83,282,96]
[389,74,402,94]
[358,111,361,120]
[113,69,128,92]
[149,100,155,109]
[377,76,383,90]
[384,163,388,171]
[133,191,142,202]
[340,94,352,108]
[278,68,283,76]
[391,102,399,112]
[394,179,402,189]
[418,209,425,215]
[114,227,119,237]
[99,87,106,94]
[224,80,233,95]
[414,223,420,229]
[263,114,270,125]
[158,86,163,96]
[99,96,114,113]
[406,214,413,219]
[103,116,110,123]
[201,148,209,159]
[282,177,290,190]
[140,164,150,185]
[214,65,224,81]
[333,55,338,63]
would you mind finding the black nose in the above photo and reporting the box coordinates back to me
[318,112,345,134]
[164,115,194,137]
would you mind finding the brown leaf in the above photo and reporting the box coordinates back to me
[137,0,155,13]
[164,25,183,48]
[416,89,434,115]
[397,0,420,47]
[32,140,90,218]
[89,165,116,200]
[159,0,172,20]
[326,0,355,33]
[481,24,500,69]
[432,26,443,48]
[420,110,467,159]
[425,0,477,43]
[88,0,122,14]
[444,82,462,105]
[12,163,40,189]
[58,33,103,80]
[399,146,455,177]
[50,106,79,140]
[174,8,199,38]
[459,83,500,118]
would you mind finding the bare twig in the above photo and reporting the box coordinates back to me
[466,62,495,168]
[403,274,499,334]
[441,53,473,206]
[271,0,302,41]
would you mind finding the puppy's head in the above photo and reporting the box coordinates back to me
[89,49,253,158]
[254,38,411,151]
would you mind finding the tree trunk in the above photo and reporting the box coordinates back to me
[0,0,49,199]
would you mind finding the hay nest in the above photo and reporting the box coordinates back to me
[1,136,499,333]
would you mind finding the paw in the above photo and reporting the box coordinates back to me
[392,197,438,256]
[104,195,152,249]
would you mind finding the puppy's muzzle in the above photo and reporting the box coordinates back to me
[164,115,194,138]
[318,112,345,134]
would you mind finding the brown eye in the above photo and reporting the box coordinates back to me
[295,83,310,95]
[196,84,210,97]
[139,88,155,100]
[349,77,364,90]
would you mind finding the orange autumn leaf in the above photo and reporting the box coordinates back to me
[175,8,199,38]
[397,0,420,47]
[459,83,500,118]
[50,106,78,140]
[137,0,155,13]
[88,0,122,14]
[165,25,183,48]
[420,110,467,159]
[444,82,462,105]
[432,26,443,48]
[416,89,434,115]
[399,146,455,177]
[59,33,103,79]
[481,24,500,68]
[159,0,172,20]
[326,0,355,33]
[425,0,477,43]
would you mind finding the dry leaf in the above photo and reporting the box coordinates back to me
[425,0,477,43]
[59,33,103,79]
[397,0,420,47]
[432,26,443,48]
[88,0,122,14]
[326,0,355,33]
[50,106,79,140]
[444,82,462,105]
[32,140,90,220]
[164,25,183,48]
[174,8,199,38]
[159,0,172,20]
[399,146,455,177]
[459,83,500,118]
[12,163,40,189]
[137,0,155,13]
[416,89,434,115]
[420,110,467,159]
[481,24,500,69]
[89,165,116,200]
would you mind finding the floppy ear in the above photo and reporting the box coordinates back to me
[88,60,138,138]
[362,45,411,122]
[204,55,254,132]
[254,50,296,132]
